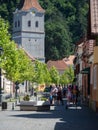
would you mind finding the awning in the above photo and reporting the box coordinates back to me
[81,67,90,74]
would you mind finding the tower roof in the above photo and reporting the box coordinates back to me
[20,0,45,12]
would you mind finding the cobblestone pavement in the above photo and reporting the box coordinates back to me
[0,102,98,130]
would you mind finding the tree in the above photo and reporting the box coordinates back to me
[45,20,72,61]
[32,60,51,85]
[0,17,34,83]
[0,0,20,32]
[3,46,34,83]
[63,65,75,85]
[42,63,51,85]
[49,66,60,85]
[60,73,69,85]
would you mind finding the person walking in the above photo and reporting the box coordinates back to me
[72,85,80,106]
[57,85,64,105]
[66,86,72,109]
[49,93,53,105]
[51,84,58,105]
[63,86,67,98]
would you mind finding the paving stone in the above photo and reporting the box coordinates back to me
[0,102,98,130]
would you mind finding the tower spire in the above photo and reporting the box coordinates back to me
[20,0,45,12]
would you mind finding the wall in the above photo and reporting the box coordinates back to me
[94,46,98,64]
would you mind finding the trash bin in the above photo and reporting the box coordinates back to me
[34,92,37,96]
[2,102,7,110]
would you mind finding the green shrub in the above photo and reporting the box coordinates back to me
[23,95,30,101]
[41,97,47,101]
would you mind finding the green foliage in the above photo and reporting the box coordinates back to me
[41,97,47,101]
[42,0,88,61]
[0,17,34,83]
[45,21,72,61]
[60,65,75,85]
[60,74,69,85]
[32,60,51,85]
[32,61,61,86]
[49,66,60,85]
[23,94,30,101]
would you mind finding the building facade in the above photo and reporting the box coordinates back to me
[12,0,45,62]
[74,37,98,111]
[88,0,98,111]
[73,40,83,91]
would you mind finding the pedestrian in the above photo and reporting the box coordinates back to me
[72,85,77,104]
[72,85,80,105]
[76,85,80,104]
[63,86,67,98]
[49,93,53,105]
[57,85,64,105]
[66,86,72,109]
[51,84,58,105]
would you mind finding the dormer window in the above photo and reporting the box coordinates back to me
[32,11,35,16]
[28,20,31,27]
[35,21,38,27]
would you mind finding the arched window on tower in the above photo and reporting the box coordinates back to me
[28,20,31,27]
[15,21,17,28]
[35,21,38,27]
[18,20,20,27]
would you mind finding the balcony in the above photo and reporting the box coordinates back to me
[94,46,98,64]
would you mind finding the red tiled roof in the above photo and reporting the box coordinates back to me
[21,0,45,12]
[63,55,75,66]
[47,60,68,70]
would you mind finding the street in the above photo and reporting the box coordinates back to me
[0,102,98,130]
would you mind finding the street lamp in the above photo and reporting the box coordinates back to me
[0,47,3,103]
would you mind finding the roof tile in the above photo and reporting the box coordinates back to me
[21,0,45,12]
[47,60,68,70]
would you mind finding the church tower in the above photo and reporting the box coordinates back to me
[13,0,45,62]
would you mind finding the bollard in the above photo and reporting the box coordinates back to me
[19,97,20,103]
[2,102,7,110]
[15,100,17,106]
[12,102,14,110]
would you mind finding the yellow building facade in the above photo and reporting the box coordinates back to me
[90,46,98,111]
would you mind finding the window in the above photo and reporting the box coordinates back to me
[35,21,38,27]
[18,20,20,27]
[28,20,31,27]
[15,21,17,28]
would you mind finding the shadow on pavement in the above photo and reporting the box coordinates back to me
[10,102,98,130]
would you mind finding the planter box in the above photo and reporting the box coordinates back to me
[20,101,37,106]
[20,104,50,111]
[19,101,50,111]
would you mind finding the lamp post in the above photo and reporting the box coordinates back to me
[0,47,3,103]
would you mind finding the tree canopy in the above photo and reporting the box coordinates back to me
[0,17,34,83]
